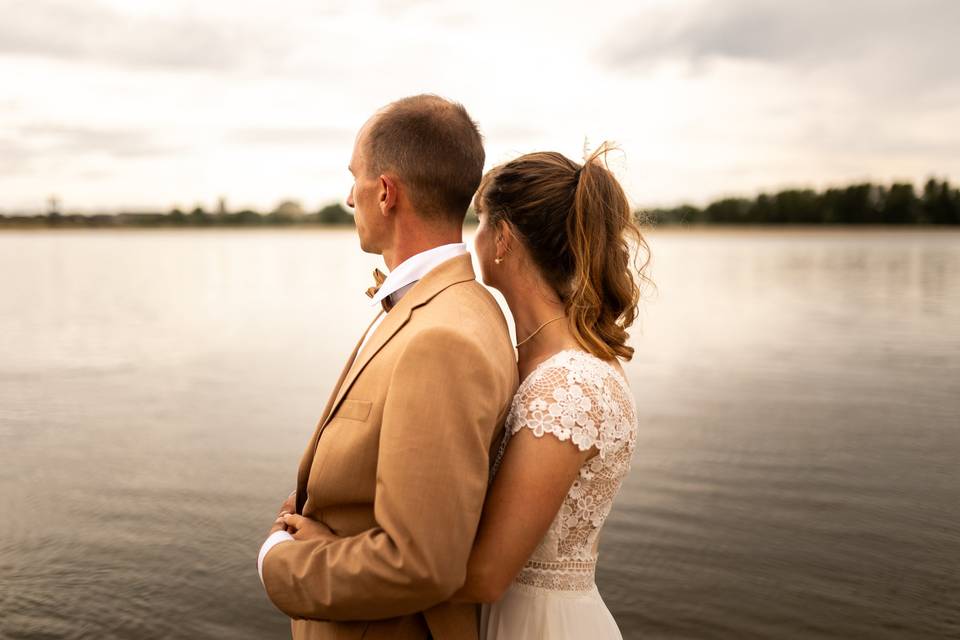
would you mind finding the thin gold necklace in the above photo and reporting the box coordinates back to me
[515,315,565,348]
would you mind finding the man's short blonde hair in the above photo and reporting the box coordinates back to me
[365,94,485,222]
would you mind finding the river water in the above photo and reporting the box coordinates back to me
[1,228,958,639]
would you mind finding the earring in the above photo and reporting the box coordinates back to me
[494,256,503,265]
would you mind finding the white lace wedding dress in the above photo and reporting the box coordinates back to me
[480,349,638,640]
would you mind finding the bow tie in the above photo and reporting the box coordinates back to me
[365,268,393,312]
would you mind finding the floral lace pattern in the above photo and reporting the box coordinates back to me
[493,350,638,591]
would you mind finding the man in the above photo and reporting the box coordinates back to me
[257,94,518,640]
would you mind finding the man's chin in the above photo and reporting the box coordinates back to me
[356,236,382,256]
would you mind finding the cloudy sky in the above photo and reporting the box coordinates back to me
[1,0,958,213]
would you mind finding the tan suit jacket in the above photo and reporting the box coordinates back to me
[262,254,518,640]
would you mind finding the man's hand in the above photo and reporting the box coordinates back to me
[267,490,297,536]
[282,513,338,543]
[279,489,296,515]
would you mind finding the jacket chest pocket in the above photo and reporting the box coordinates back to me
[332,398,372,422]
[310,398,373,479]
[310,399,379,503]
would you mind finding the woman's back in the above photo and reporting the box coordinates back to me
[493,349,638,590]
[482,349,637,639]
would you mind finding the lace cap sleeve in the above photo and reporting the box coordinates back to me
[508,351,635,458]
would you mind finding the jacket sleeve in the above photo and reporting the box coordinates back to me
[261,326,509,620]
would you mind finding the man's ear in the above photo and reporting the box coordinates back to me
[378,174,398,216]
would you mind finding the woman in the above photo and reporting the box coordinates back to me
[451,143,650,638]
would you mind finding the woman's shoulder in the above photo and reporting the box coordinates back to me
[510,349,637,453]
[521,349,630,394]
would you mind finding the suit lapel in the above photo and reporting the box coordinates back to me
[320,254,478,430]
[295,254,477,513]
[321,305,410,430]
[295,311,382,512]
[321,312,383,426]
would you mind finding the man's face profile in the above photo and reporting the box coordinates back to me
[346,121,384,254]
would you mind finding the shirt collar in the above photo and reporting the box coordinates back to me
[369,242,468,308]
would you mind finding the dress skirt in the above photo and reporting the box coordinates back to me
[480,582,623,640]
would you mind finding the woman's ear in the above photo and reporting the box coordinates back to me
[496,219,513,256]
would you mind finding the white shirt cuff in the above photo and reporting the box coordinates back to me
[258,530,295,585]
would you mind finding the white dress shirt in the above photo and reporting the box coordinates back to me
[258,242,469,584]
[358,242,468,352]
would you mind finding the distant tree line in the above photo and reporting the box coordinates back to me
[646,178,959,225]
[2,179,958,228]
[0,202,356,228]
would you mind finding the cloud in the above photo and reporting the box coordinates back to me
[376,0,442,12]
[0,138,34,175]
[13,125,183,159]
[604,0,960,91]
[224,127,355,147]
[2,0,957,210]
[0,0,287,72]
[482,123,548,142]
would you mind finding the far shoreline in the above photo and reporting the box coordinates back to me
[2,224,958,234]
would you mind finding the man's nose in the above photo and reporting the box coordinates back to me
[346,187,355,209]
